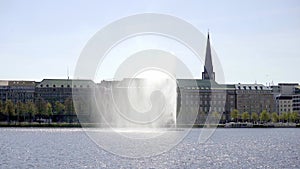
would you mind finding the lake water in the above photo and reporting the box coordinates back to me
[0,128,299,169]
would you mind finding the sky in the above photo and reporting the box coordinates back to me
[0,0,299,85]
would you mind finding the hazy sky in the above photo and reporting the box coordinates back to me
[0,0,299,85]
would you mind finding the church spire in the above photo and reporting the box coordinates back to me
[202,32,215,80]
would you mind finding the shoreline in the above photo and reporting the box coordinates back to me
[0,123,299,128]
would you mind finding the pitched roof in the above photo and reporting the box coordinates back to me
[234,83,272,91]
[177,79,235,90]
[36,79,95,88]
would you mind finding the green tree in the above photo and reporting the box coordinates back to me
[271,112,279,123]
[26,101,37,123]
[54,101,65,122]
[65,97,76,123]
[290,112,298,123]
[260,110,270,123]
[221,114,226,123]
[281,112,289,123]
[294,112,299,122]
[16,102,26,123]
[241,112,250,122]
[0,100,4,119]
[211,112,221,124]
[54,101,65,115]
[4,100,15,123]
[45,102,53,123]
[230,109,239,122]
[278,113,283,122]
[251,112,259,123]
[35,97,47,117]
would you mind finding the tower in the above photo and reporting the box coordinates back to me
[202,32,215,80]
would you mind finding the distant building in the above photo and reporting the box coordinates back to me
[234,84,275,114]
[0,80,35,103]
[176,79,235,124]
[202,33,215,81]
[277,95,293,114]
[293,86,300,113]
[273,83,299,114]
[176,33,278,124]
[35,79,95,104]
[278,83,298,95]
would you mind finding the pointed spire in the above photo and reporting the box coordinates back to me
[202,32,215,80]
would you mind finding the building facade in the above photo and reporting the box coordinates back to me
[0,80,35,103]
[235,84,275,114]
[35,79,95,104]
[273,83,300,114]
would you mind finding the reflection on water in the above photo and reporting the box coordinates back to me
[0,128,299,168]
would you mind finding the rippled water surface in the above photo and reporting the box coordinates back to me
[0,128,299,168]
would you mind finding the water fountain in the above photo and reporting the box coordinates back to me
[96,71,177,129]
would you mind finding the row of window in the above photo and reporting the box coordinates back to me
[237,86,264,90]
[185,87,210,90]
[280,104,291,107]
[183,94,229,99]
[280,108,292,112]
[0,93,34,98]
[280,100,292,103]
[237,90,270,94]
[181,106,225,112]
[39,84,90,88]
[183,100,228,105]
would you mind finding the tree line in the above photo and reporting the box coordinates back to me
[229,109,299,123]
[0,97,77,123]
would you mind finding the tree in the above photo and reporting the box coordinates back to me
[251,112,259,123]
[4,100,15,123]
[241,112,250,122]
[16,102,26,123]
[54,101,65,122]
[0,100,4,119]
[281,112,289,123]
[65,97,75,123]
[211,112,221,124]
[230,109,239,122]
[45,102,53,123]
[35,97,47,118]
[65,98,74,115]
[290,112,298,123]
[221,114,226,123]
[260,110,270,123]
[294,112,299,122]
[26,101,37,123]
[271,112,279,123]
